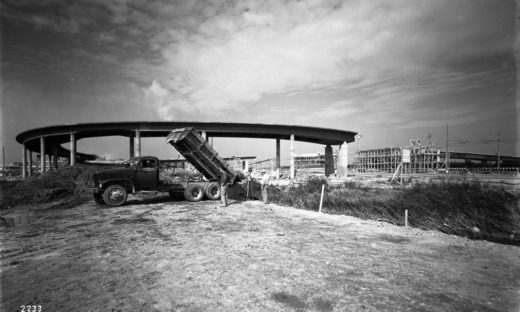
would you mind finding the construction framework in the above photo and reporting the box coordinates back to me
[356,140,441,174]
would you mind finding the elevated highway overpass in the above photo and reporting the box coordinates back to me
[16,122,357,178]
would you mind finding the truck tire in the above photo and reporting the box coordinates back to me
[184,184,205,202]
[93,192,105,205]
[103,185,127,207]
[204,182,221,200]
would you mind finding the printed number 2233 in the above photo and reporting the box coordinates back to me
[21,305,42,312]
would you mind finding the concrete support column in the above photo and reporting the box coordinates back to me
[135,129,141,157]
[28,151,33,177]
[22,144,27,178]
[70,133,77,166]
[129,136,135,158]
[52,146,58,169]
[40,136,46,173]
[276,138,281,177]
[337,141,349,176]
[290,134,295,179]
[325,144,334,177]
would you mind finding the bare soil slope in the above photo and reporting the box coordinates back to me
[1,198,519,311]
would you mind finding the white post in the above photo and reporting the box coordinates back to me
[405,209,408,227]
[319,184,325,213]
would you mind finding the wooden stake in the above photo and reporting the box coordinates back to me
[319,184,325,213]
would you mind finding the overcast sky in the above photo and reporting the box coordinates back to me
[1,0,518,163]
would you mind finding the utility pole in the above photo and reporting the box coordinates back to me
[445,124,449,171]
[2,146,5,180]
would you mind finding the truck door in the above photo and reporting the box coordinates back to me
[135,158,158,190]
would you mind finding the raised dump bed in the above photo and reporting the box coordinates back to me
[166,127,240,184]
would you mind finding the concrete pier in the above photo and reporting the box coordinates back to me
[337,141,348,176]
[290,134,295,179]
[52,146,58,169]
[22,144,27,178]
[325,144,334,177]
[135,129,141,157]
[40,136,45,173]
[28,151,32,177]
[129,136,134,158]
[70,133,76,166]
[276,138,281,176]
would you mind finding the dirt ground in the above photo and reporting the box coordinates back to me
[1,196,519,312]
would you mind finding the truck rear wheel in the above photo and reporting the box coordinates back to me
[184,184,205,202]
[205,182,221,200]
[103,185,127,207]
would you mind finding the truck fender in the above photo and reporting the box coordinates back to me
[100,180,134,193]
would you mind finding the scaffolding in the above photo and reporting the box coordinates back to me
[294,153,338,170]
[252,153,338,173]
[356,139,441,174]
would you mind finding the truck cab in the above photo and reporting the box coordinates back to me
[92,156,161,206]
[129,157,159,191]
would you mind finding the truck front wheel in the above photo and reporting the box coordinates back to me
[184,184,205,202]
[103,185,128,207]
[205,182,221,200]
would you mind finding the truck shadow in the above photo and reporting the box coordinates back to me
[125,194,184,206]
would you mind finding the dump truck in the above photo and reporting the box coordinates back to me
[91,128,242,207]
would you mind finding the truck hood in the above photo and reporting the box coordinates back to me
[94,167,133,180]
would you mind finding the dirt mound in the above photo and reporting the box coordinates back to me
[0,165,110,209]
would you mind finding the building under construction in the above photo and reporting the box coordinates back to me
[252,152,338,172]
[355,138,520,173]
[356,139,441,174]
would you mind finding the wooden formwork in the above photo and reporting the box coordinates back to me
[356,144,441,174]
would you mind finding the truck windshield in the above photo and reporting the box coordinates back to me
[123,159,138,168]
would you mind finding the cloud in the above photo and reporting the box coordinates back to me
[291,100,360,124]
[155,0,404,113]
[142,80,204,121]
[1,0,514,126]
[135,0,513,121]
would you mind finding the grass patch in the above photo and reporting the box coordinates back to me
[267,177,520,246]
